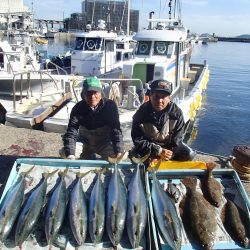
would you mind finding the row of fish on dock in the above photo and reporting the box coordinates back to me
[0,162,148,249]
[0,161,249,249]
[150,162,250,250]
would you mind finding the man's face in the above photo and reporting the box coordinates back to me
[150,91,170,112]
[84,91,102,108]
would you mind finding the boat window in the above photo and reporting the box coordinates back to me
[75,37,85,50]
[84,38,102,51]
[116,43,124,49]
[153,41,174,56]
[136,41,151,55]
[105,40,115,52]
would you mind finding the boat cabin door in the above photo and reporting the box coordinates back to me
[0,47,3,68]
[132,63,154,87]
[104,40,115,73]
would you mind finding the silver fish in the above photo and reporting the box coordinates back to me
[126,164,147,248]
[15,170,57,247]
[151,171,182,250]
[167,183,182,203]
[45,170,67,246]
[0,166,34,242]
[69,172,88,246]
[88,169,106,244]
[106,163,127,246]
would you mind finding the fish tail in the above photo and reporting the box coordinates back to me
[77,169,92,178]
[206,162,217,171]
[93,166,109,175]
[43,169,59,179]
[58,168,69,177]
[181,176,197,190]
[20,165,35,176]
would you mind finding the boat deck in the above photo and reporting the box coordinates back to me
[0,124,249,198]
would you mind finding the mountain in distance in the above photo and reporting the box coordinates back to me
[200,33,250,38]
[235,34,250,39]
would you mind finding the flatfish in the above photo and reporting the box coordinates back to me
[182,176,217,250]
[205,162,223,207]
[222,198,249,248]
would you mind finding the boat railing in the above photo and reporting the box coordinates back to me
[11,70,66,112]
[0,51,38,74]
[71,77,143,105]
[45,60,68,75]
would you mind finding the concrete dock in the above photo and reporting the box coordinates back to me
[0,124,249,198]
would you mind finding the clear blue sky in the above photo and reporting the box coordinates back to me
[23,0,250,36]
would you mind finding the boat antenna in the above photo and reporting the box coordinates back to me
[91,0,96,27]
[106,1,111,31]
[127,0,130,35]
[168,0,173,19]
[119,0,126,32]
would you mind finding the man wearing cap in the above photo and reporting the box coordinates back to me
[60,76,124,160]
[131,79,195,161]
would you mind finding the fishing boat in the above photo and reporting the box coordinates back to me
[121,5,209,126]
[43,0,209,141]
[70,19,134,78]
[35,37,48,45]
[2,71,82,130]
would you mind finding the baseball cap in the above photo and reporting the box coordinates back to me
[83,77,102,92]
[150,79,172,95]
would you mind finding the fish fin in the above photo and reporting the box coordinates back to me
[133,203,139,214]
[111,202,116,212]
[92,208,96,218]
[164,211,173,224]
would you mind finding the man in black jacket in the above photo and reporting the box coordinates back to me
[60,77,124,160]
[131,79,195,161]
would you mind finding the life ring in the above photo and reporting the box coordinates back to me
[86,40,95,50]
[139,43,148,54]
[156,42,166,54]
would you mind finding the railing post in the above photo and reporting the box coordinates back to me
[20,74,23,104]
[27,72,32,97]
[13,77,16,112]
[40,71,44,93]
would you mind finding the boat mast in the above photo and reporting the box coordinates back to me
[126,0,130,35]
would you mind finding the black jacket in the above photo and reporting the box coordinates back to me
[63,98,124,156]
[131,101,185,157]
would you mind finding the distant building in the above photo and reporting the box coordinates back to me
[0,0,32,30]
[0,0,29,13]
[83,0,139,33]
[65,0,139,33]
[64,13,85,31]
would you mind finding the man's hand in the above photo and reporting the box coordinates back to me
[67,155,76,160]
[160,148,173,160]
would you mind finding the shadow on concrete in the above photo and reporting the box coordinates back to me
[0,155,61,197]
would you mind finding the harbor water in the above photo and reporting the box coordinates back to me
[188,42,250,156]
[39,39,250,157]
